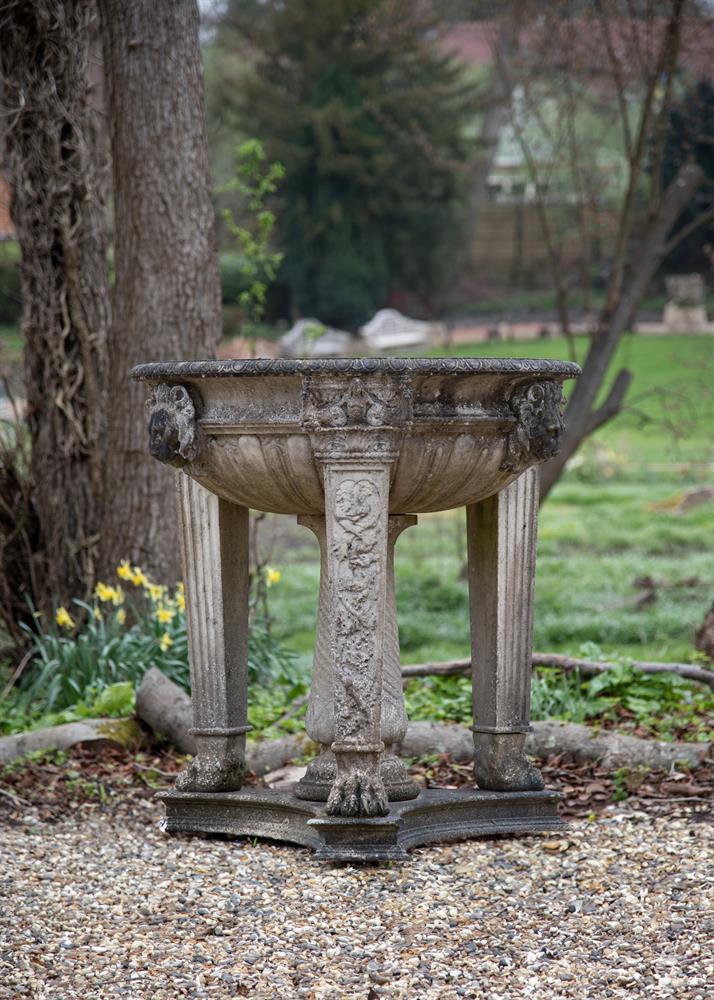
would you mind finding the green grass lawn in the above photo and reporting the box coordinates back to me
[268,334,714,669]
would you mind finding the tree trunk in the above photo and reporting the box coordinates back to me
[539,161,705,501]
[98,0,222,584]
[0,0,110,612]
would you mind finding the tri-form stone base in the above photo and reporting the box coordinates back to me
[158,785,564,863]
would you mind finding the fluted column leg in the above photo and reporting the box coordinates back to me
[295,514,419,802]
[466,467,544,791]
[323,464,390,818]
[175,473,251,792]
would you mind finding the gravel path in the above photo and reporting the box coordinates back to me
[1,797,712,1000]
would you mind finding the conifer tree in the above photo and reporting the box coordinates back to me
[220,0,473,328]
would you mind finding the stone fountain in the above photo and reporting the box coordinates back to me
[133,357,580,861]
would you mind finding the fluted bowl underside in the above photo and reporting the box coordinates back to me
[133,357,580,514]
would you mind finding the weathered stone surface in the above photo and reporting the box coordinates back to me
[133,356,580,854]
[467,468,544,791]
[147,384,201,467]
[133,357,578,515]
[174,475,251,792]
[294,514,419,803]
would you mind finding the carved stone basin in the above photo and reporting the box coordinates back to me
[132,357,579,514]
[133,356,580,862]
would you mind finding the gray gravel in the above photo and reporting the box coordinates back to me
[1,797,712,999]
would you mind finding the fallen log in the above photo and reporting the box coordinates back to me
[398,721,711,772]
[134,669,711,775]
[4,668,708,774]
[0,718,143,766]
[135,666,195,755]
[401,653,714,690]
[134,667,320,769]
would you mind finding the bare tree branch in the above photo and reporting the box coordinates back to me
[594,0,634,158]
[584,368,633,436]
[401,653,714,691]
[664,201,714,255]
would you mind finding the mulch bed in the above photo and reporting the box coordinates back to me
[408,752,713,819]
[1,743,711,826]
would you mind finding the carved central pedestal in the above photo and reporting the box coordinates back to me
[295,512,419,804]
[133,357,580,861]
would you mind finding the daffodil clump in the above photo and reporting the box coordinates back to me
[20,563,190,716]
[13,561,292,727]
[53,563,188,659]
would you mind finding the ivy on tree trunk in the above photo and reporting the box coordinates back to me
[0,0,111,613]
[98,0,222,584]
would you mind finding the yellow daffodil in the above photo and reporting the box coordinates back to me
[55,607,75,629]
[93,607,102,621]
[117,560,133,581]
[116,609,127,625]
[176,582,185,594]
[265,566,281,587]
[156,606,174,624]
[95,582,124,605]
[176,591,185,612]
[130,566,149,588]
[159,632,172,651]
[148,583,164,602]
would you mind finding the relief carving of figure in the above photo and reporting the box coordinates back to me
[330,478,383,741]
[304,377,405,430]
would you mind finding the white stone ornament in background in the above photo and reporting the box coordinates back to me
[359,308,443,352]
[663,273,708,333]
[277,318,357,359]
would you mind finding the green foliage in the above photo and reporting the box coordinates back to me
[405,675,471,723]
[0,747,70,777]
[222,0,474,328]
[219,252,251,305]
[219,139,284,334]
[612,767,630,802]
[0,682,136,736]
[2,564,298,732]
[402,652,712,742]
[573,644,713,741]
[17,587,189,715]
[91,681,135,718]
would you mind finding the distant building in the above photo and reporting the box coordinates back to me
[441,18,714,206]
